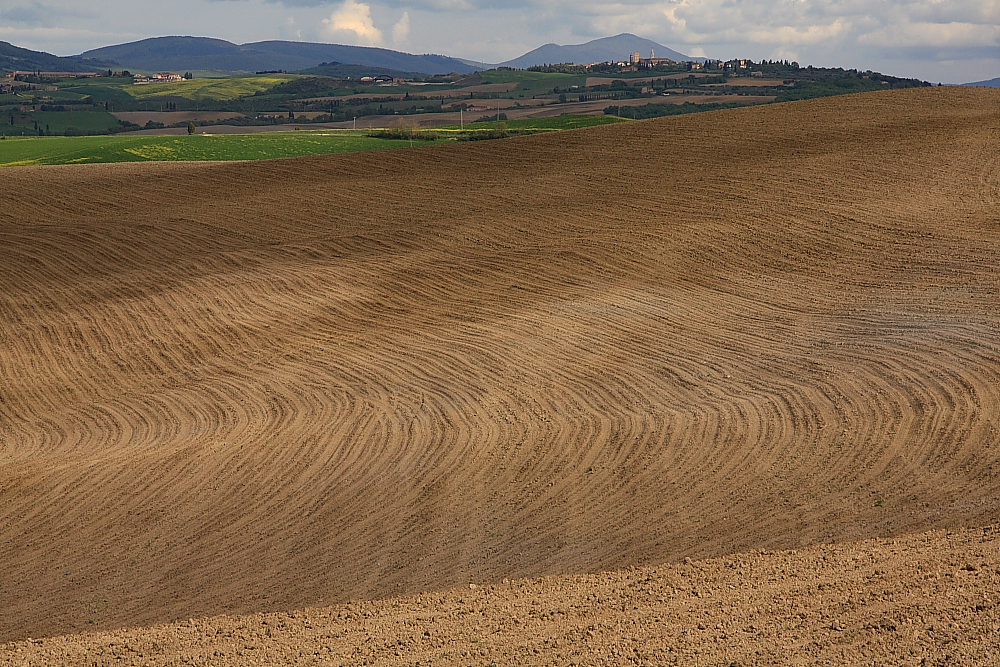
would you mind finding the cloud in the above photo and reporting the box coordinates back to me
[269,0,473,8]
[280,16,303,39]
[745,18,850,45]
[0,4,46,26]
[392,11,410,43]
[263,0,333,7]
[857,19,998,48]
[0,1,93,28]
[322,0,383,44]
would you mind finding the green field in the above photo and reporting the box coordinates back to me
[125,75,300,101]
[4,108,123,136]
[0,131,436,166]
[0,115,630,166]
[479,70,578,84]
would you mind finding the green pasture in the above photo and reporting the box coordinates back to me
[479,70,577,84]
[3,108,122,135]
[124,75,300,101]
[33,109,122,133]
[0,130,436,166]
[55,85,136,103]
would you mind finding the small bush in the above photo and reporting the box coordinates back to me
[455,127,532,141]
[474,112,507,123]
[366,127,437,141]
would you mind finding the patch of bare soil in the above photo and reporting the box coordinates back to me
[3,526,998,665]
[0,88,998,652]
[342,96,773,128]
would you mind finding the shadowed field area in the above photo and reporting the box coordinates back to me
[5,527,999,665]
[0,87,999,657]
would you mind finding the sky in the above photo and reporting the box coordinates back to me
[0,0,996,83]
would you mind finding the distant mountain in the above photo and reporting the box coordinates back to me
[80,37,478,75]
[963,77,1000,87]
[0,41,118,73]
[501,33,701,69]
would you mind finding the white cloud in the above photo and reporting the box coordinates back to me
[280,16,303,39]
[322,0,383,45]
[392,11,410,43]
[746,18,850,45]
[858,20,998,48]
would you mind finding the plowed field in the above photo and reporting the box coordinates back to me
[5,527,1000,666]
[1,87,999,659]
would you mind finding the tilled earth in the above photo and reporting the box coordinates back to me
[4,527,999,665]
[1,86,999,660]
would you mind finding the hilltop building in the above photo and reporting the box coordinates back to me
[4,71,100,78]
[637,49,677,69]
[133,72,184,85]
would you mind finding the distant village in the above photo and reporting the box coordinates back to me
[1,51,764,94]
[131,72,186,84]
[610,50,756,73]
[2,70,188,86]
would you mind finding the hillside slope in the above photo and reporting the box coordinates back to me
[79,37,478,74]
[964,77,1000,87]
[0,87,998,644]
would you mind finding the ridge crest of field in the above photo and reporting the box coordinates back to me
[3,525,999,666]
[0,87,998,642]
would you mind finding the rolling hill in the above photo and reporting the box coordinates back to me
[0,86,998,664]
[0,40,117,73]
[964,76,1000,87]
[500,33,699,68]
[79,36,478,75]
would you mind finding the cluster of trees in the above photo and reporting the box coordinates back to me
[774,72,930,102]
[603,101,745,119]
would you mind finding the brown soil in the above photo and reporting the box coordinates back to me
[327,96,773,129]
[1,87,999,657]
[3,526,999,666]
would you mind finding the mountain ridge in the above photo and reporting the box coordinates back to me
[0,40,118,73]
[79,37,479,75]
[500,33,702,68]
[1,34,707,78]
[963,77,1000,87]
